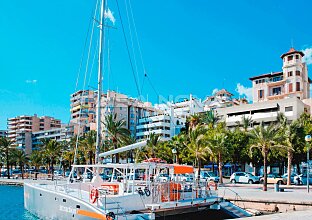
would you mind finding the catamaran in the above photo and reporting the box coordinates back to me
[24,1,250,219]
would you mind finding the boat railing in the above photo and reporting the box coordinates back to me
[149,179,218,204]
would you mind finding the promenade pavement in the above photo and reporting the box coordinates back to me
[219,183,312,205]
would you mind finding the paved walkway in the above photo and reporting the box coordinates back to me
[219,184,312,205]
[219,184,312,219]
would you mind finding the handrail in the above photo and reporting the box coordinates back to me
[220,186,246,210]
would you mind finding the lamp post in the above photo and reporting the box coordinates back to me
[305,135,311,193]
[172,148,177,164]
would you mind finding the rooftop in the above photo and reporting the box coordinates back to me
[249,71,283,81]
[280,47,305,59]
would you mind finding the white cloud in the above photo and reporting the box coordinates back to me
[25,79,37,84]
[302,47,312,65]
[104,8,115,25]
[212,88,218,95]
[236,83,252,102]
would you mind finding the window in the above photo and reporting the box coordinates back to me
[288,55,293,61]
[288,71,293,77]
[296,71,301,76]
[296,82,300,91]
[285,106,293,112]
[296,55,299,59]
[272,87,281,95]
[258,90,264,99]
[289,83,293,93]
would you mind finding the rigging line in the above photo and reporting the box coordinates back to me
[74,0,99,165]
[115,0,141,99]
[124,0,141,90]
[107,28,112,91]
[128,0,147,93]
[74,1,95,93]
[87,38,99,87]
[140,74,146,96]
[146,74,160,98]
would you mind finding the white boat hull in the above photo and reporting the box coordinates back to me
[24,183,153,220]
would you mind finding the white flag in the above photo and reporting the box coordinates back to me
[104,8,116,25]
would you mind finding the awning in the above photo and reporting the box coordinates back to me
[173,165,194,174]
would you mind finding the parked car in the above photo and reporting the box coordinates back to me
[294,174,312,185]
[156,173,170,182]
[171,173,194,182]
[260,174,286,185]
[281,173,297,184]
[230,172,260,184]
[195,170,219,182]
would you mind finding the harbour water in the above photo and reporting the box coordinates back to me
[0,185,38,220]
[1,185,231,220]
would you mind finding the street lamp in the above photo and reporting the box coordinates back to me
[305,134,311,193]
[172,148,177,164]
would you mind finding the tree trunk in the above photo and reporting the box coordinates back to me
[218,153,223,184]
[287,150,292,186]
[296,162,301,174]
[51,159,54,181]
[197,158,201,187]
[263,153,268,191]
[21,163,24,179]
[6,148,10,179]
[114,142,119,163]
[176,152,180,164]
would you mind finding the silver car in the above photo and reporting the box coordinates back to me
[230,172,260,184]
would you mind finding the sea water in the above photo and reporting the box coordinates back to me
[0,185,38,220]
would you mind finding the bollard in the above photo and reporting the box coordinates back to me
[274,183,279,192]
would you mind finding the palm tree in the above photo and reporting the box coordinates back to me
[29,151,43,172]
[187,126,211,183]
[277,113,305,185]
[147,132,160,158]
[168,135,186,164]
[201,110,219,127]
[249,123,283,191]
[103,113,131,163]
[13,150,28,179]
[79,131,96,164]
[205,130,228,184]
[43,139,61,181]
[187,114,201,131]
[0,137,13,179]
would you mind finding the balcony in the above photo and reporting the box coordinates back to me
[267,79,286,87]
[267,93,285,100]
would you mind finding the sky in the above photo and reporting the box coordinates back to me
[1,0,312,129]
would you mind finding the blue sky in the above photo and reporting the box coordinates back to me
[1,0,312,129]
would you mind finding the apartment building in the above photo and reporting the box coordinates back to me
[216,48,311,128]
[217,97,308,128]
[136,112,185,141]
[0,130,7,138]
[203,89,247,111]
[135,94,202,141]
[7,115,61,143]
[70,90,96,134]
[100,91,159,138]
[251,48,310,103]
[32,124,74,150]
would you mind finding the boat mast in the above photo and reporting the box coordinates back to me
[95,0,105,165]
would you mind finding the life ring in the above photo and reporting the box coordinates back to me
[207,181,218,190]
[90,188,99,204]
